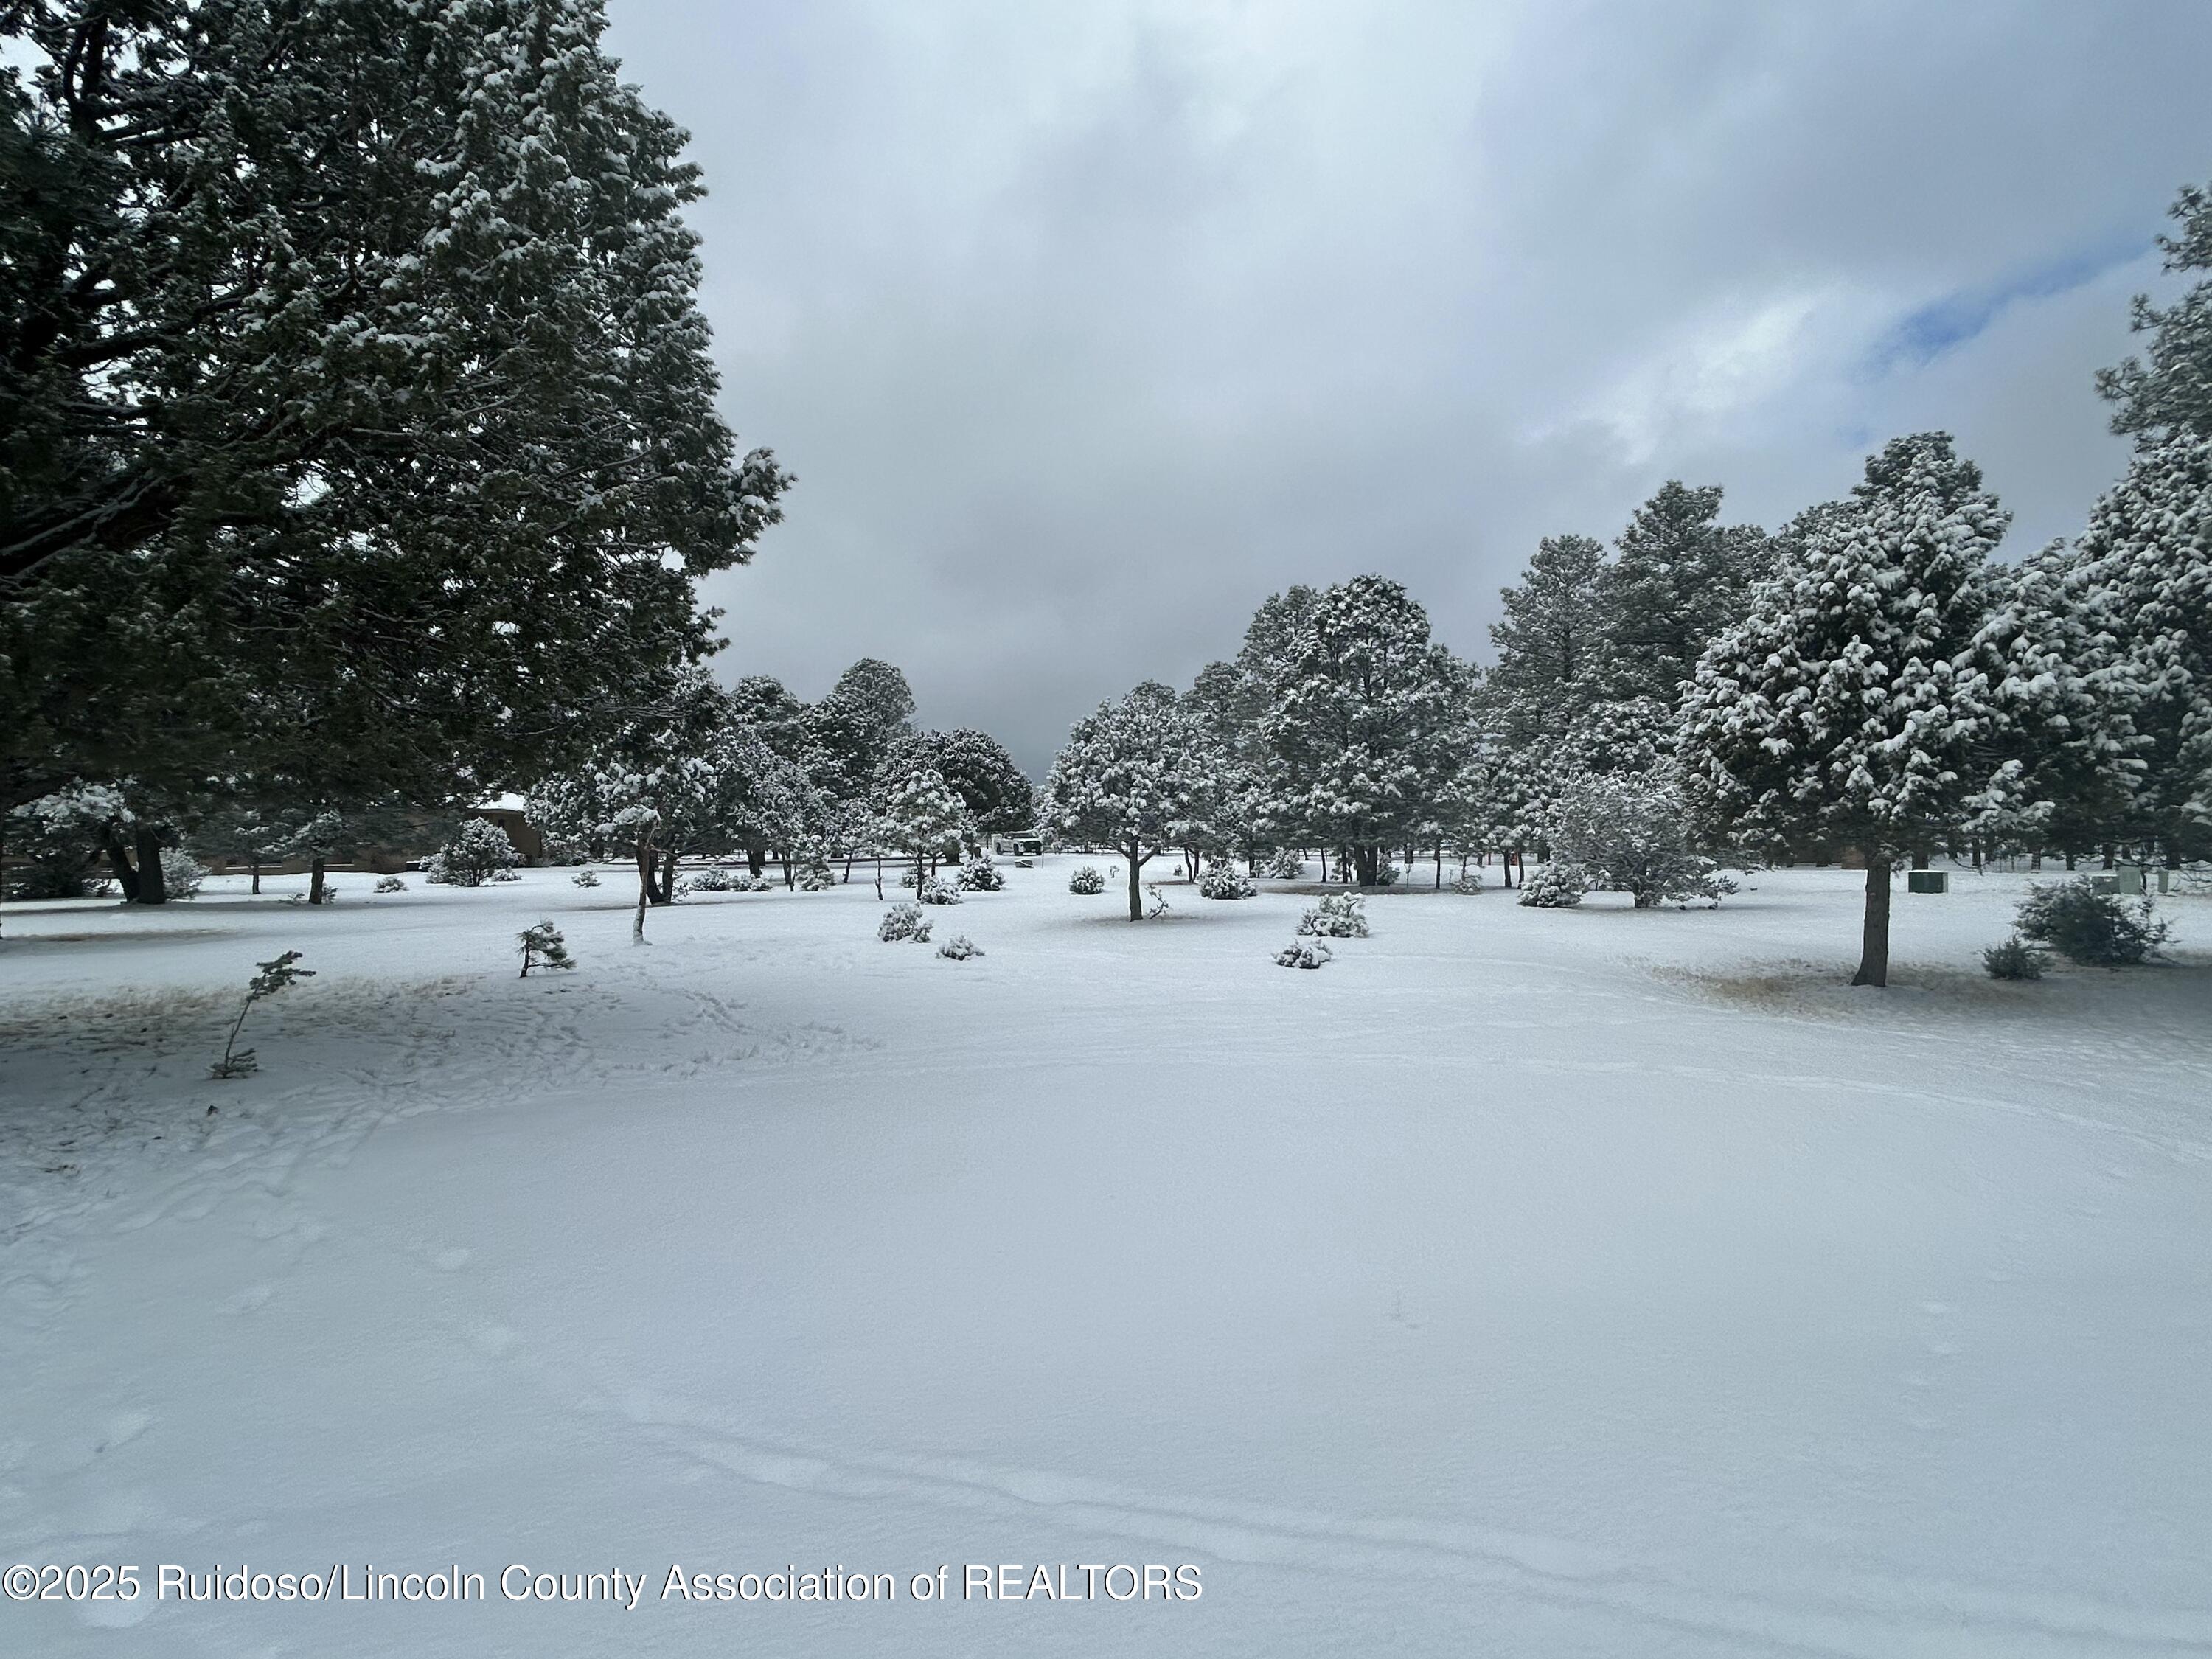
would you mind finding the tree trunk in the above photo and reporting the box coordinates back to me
[633,842,653,944]
[308,852,327,905]
[2064,849,2076,871]
[651,846,677,904]
[133,830,167,905]
[1354,845,1380,886]
[104,838,141,902]
[746,844,765,877]
[1126,840,1144,921]
[1852,857,1892,988]
[250,856,261,895]
[1434,839,1443,889]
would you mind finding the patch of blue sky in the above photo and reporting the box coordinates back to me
[1863,232,2150,377]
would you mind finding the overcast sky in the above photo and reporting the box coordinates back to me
[605,0,2212,773]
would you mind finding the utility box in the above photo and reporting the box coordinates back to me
[1907,870,1949,894]
[2112,866,2146,896]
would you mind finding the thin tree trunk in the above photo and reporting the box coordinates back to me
[104,838,140,902]
[133,830,167,905]
[1126,840,1144,921]
[307,852,327,905]
[633,842,653,945]
[1852,857,1892,988]
[250,856,261,895]
[2064,849,2076,871]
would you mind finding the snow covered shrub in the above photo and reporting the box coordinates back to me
[518,920,576,978]
[878,902,933,943]
[425,819,518,886]
[490,866,520,883]
[1450,870,1484,895]
[374,874,407,894]
[685,865,736,893]
[164,847,209,897]
[1199,860,1257,900]
[1982,936,2048,981]
[956,855,1004,892]
[1371,862,1401,888]
[1275,940,1334,969]
[210,950,314,1079]
[1517,862,1587,908]
[572,868,602,888]
[1068,866,1106,894]
[1262,849,1305,880]
[794,843,838,891]
[917,877,962,905]
[1546,773,1733,908]
[1296,891,1368,938]
[2014,880,2172,967]
[936,933,985,960]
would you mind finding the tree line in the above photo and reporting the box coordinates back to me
[1043,175,2212,981]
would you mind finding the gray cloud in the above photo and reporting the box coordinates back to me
[605,0,2212,772]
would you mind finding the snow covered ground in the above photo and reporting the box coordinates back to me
[1,860,2208,1657]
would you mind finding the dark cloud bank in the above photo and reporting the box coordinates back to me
[605,0,2212,773]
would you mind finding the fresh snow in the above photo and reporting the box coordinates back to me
[1,863,2208,1656]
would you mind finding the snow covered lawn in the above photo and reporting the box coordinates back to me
[2,863,2208,1656]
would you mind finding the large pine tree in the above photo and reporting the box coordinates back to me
[1679,434,2021,987]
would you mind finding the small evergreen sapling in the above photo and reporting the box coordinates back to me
[1517,863,1587,908]
[374,875,407,894]
[1296,892,1368,938]
[211,951,314,1079]
[879,903,933,943]
[1146,883,1171,918]
[2014,880,2173,967]
[1199,860,1257,900]
[918,877,962,905]
[936,934,984,960]
[1262,849,1305,880]
[956,855,1004,891]
[425,819,521,886]
[1068,866,1106,894]
[1982,936,2048,981]
[572,868,602,888]
[1275,940,1334,969]
[1450,870,1485,895]
[518,921,575,978]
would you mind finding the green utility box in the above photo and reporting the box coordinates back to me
[1907,870,1948,894]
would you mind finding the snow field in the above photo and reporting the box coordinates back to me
[1,860,2208,1657]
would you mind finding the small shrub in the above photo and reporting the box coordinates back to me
[936,933,984,960]
[1450,869,1484,895]
[1275,940,1334,969]
[2015,879,2171,967]
[490,866,520,883]
[1068,866,1105,894]
[956,856,1004,892]
[165,847,210,898]
[1517,862,1586,908]
[1199,860,1257,900]
[917,877,962,905]
[1146,883,1171,918]
[1371,862,1401,888]
[686,865,737,893]
[1262,849,1306,880]
[210,950,314,1079]
[878,902,933,944]
[572,868,602,888]
[374,874,407,894]
[425,819,519,886]
[1982,936,2048,981]
[518,919,576,978]
[1296,891,1368,939]
[794,844,837,891]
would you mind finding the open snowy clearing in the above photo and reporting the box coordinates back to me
[2,862,2208,1657]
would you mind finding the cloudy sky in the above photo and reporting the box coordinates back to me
[605,0,2212,773]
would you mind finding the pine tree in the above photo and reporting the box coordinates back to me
[2067,436,2212,859]
[1679,434,2021,986]
[1,2,789,821]
[1486,535,1607,736]
[878,728,1035,838]
[1259,576,1470,886]
[1592,484,1778,709]
[2097,176,2212,441]
[1042,687,1219,920]
[878,767,972,897]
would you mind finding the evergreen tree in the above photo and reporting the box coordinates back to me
[879,728,1035,838]
[1,1,789,819]
[1486,534,1607,734]
[1042,686,1219,920]
[1259,575,1470,886]
[2067,436,2212,859]
[1679,434,2023,987]
[2097,176,2212,441]
[803,658,917,801]
[878,766,971,895]
[1598,482,1774,706]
